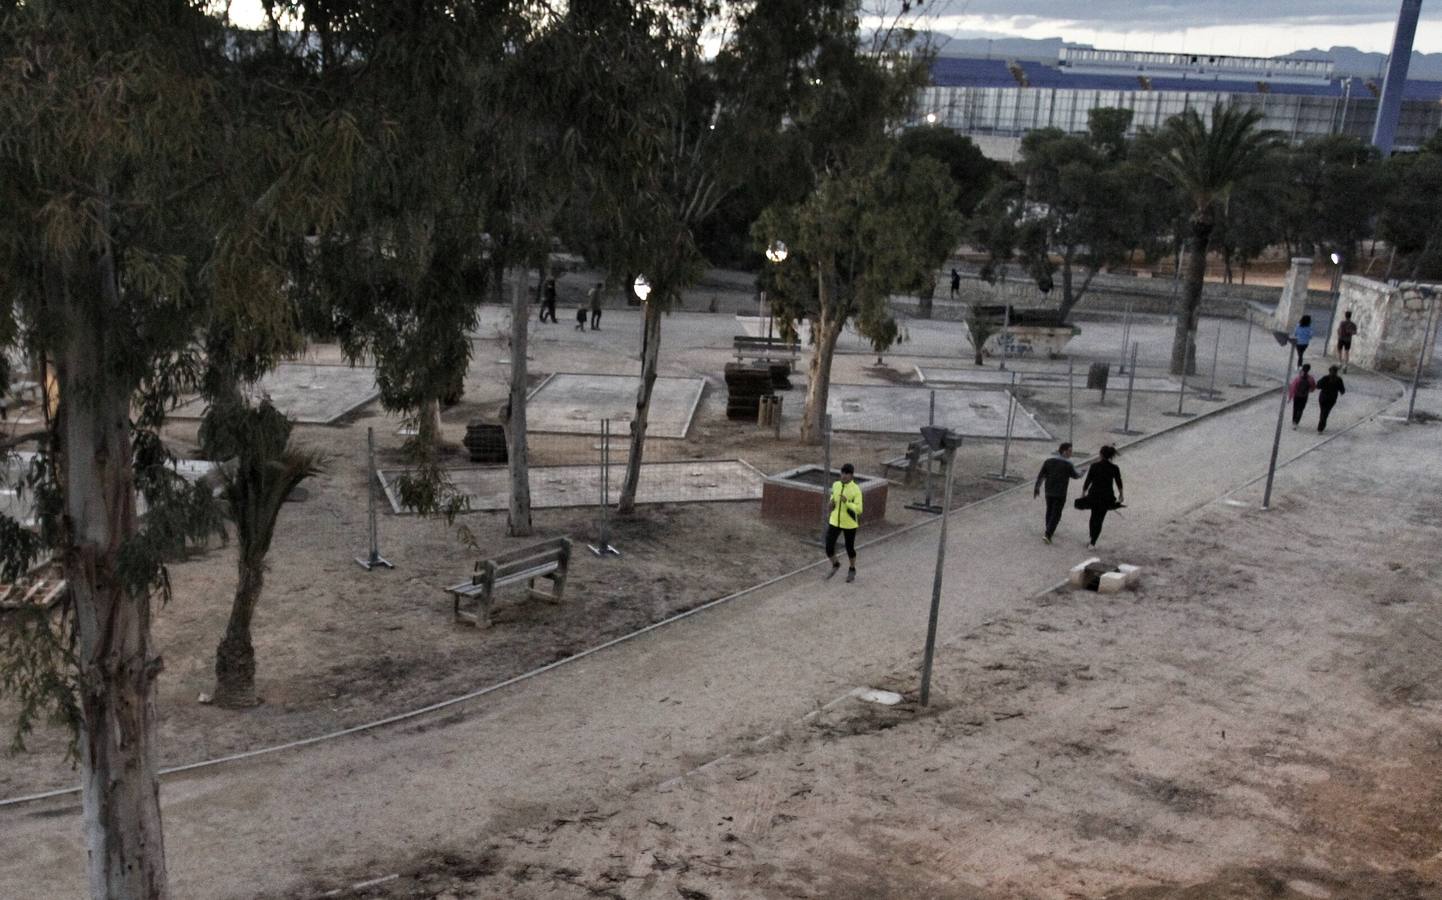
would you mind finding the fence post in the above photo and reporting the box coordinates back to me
[986,372,1022,482]
[906,390,943,514]
[1232,309,1253,388]
[1118,300,1133,374]
[919,430,962,707]
[1067,356,1075,446]
[1202,319,1224,400]
[591,418,621,556]
[1112,342,1143,436]
[1164,356,1196,419]
[355,427,394,571]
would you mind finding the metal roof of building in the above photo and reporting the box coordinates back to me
[930,55,1442,102]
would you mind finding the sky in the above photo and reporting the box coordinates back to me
[224,1,1442,59]
[902,1,1442,58]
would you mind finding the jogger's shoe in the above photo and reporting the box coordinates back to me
[825,561,841,580]
[1043,534,1052,544]
[845,568,856,583]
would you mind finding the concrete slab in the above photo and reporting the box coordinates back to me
[2,453,218,527]
[826,383,1051,440]
[917,366,1183,393]
[525,373,705,439]
[171,363,380,425]
[378,459,763,514]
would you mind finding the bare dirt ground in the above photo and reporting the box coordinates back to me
[308,415,1442,900]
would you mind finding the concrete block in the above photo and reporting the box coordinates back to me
[1068,557,1101,588]
[1117,563,1141,587]
[1098,572,1128,594]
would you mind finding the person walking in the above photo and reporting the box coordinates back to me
[1336,310,1357,371]
[588,281,604,330]
[1289,363,1317,429]
[1316,365,1345,432]
[825,463,863,583]
[1080,445,1123,549]
[539,277,558,323]
[575,306,587,330]
[949,267,961,300]
[1293,314,1312,368]
[1034,442,1081,544]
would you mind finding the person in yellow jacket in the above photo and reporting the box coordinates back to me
[826,463,863,582]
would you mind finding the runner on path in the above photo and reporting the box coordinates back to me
[1081,445,1124,549]
[825,463,863,583]
[1034,442,1081,545]
[1316,365,1346,432]
[1293,315,1313,368]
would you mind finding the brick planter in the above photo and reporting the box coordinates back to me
[761,465,889,528]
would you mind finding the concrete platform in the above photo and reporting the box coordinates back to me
[525,373,705,439]
[3,452,219,527]
[170,363,380,425]
[378,459,763,513]
[917,365,1183,393]
[826,383,1050,440]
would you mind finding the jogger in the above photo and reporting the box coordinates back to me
[1290,363,1316,429]
[825,463,863,583]
[1316,365,1345,432]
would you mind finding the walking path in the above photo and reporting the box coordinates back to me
[1,373,1402,899]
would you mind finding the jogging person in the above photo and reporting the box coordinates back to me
[1034,442,1081,544]
[1290,363,1317,429]
[949,267,961,299]
[1293,314,1312,368]
[1316,365,1345,432]
[825,463,863,583]
[1081,445,1124,549]
[1336,310,1357,371]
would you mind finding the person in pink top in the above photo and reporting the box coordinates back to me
[1289,363,1317,430]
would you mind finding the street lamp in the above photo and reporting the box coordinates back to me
[918,426,963,707]
[763,241,788,342]
[1260,330,1296,511]
[925,112,938,125]
[1327,251,1344,354]
[633,274,651,303]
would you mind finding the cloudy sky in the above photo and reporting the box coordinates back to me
[226,2,1442,58]
[912,1,1442,57]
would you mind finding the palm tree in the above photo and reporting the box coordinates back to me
[1157,103,1277,374]
[204,397,323,708]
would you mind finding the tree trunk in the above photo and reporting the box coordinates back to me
[1170,215,1213,375]
[1055,262,1097,322]
[801,267,843,445]
[214,558,263,709]
[56,244,170,896]
[415,397,443,450]
[504,267,533,536]
[618,296,662,514]
[917,275,935,319]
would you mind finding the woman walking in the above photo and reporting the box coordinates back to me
[1081,445,1124,549]
[1290,363,1317,430]
[1293,314,1313,367]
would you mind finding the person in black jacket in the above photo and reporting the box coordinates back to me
[1081,445,1124,549]
[1034,442,1081,544]
[1315,365,1345,432]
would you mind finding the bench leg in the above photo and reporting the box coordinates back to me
[475,595,493,629]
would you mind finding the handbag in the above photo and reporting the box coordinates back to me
[1073,496,1092,510]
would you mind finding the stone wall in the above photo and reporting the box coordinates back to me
[1336,276,1440,373]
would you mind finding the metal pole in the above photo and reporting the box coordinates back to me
[1205,319,1223,399]
[1067,355,1075,446]
[1118,300,1133,374]
[998,304,1010,370]
[1261,343,1295,510]
[1164,358,1195,419]
[1407,297,1437,424]
[919,443,958,707]
[355,427,393,570]
[987,373,1022,482]
[1234,310,1253,388]
[591,418,620,556]
[1113,342,1141,435]
[819,414,833,545]
[923,391,936,507]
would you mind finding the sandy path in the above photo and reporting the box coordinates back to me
[0,373,1402,899]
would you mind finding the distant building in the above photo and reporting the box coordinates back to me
[917,47,1442,160]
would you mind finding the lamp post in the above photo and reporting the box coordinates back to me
[1406,294,1438,424]
[633,274,652,363]
[1326,251,1344,356]
[765,241,788,342]
[918,427,963,707]
[1261,331,1296,511]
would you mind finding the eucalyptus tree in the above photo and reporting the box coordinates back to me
[0,1,354,894]
[1155,103,1276,375]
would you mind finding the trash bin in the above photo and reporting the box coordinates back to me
[1086,362,1111,392]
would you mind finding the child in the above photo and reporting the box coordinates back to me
[575,307,587,330]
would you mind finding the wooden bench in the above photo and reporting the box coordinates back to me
[447,537,572,629]
[0,577,68,613]
[733,335,799,364]
[881,442,946,485]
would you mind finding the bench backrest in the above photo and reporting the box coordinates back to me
[475,537,572,583]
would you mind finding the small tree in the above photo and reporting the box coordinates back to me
[200,394,322,709]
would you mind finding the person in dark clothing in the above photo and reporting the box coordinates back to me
[949,268,961,299]
[1336,310,1357,371]
[588,282,604,329]
[1034,442,1081,544]
[1081,445,1124,549]
[539,277,558,323]
[1315,365,1345,432]
[1290,363,1316,429]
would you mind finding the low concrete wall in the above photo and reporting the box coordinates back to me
[1337,276,1440,373]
